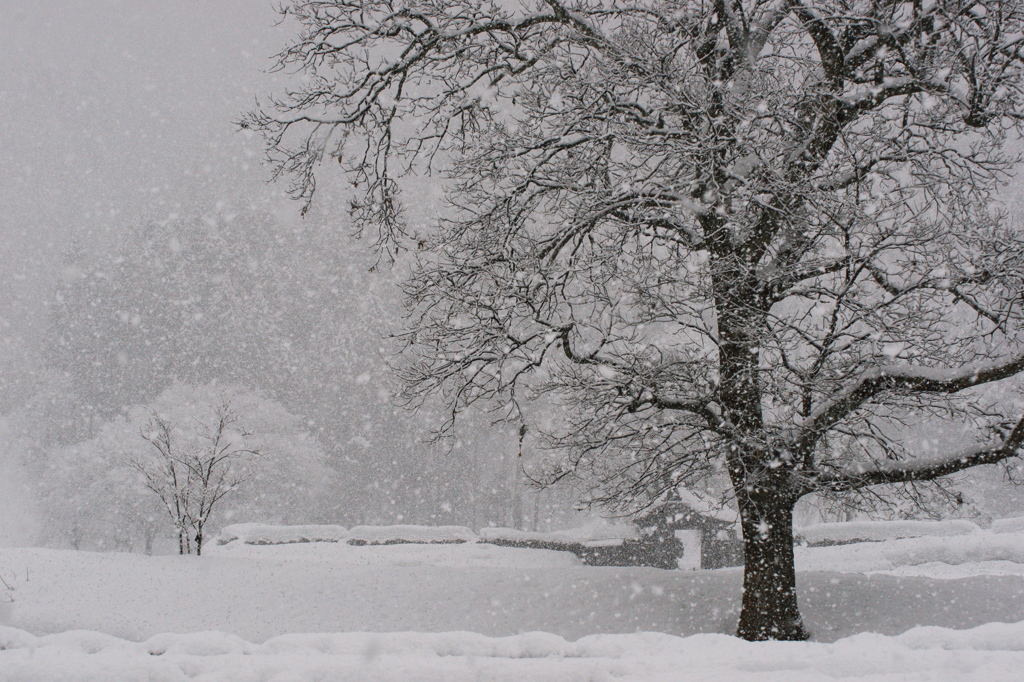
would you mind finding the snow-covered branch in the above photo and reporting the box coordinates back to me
[799,352,1024,450]
[810,413,1024,492]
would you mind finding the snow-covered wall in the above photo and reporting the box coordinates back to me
[478,524,639,545]
[217,524,349,545]
[795,520,981,546]
[347,525,478,544]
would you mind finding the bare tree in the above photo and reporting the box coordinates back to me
[246,0,1024,639]
[38,382,333,553]
[128,403,259,555]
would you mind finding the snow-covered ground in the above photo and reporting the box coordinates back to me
[5,543,1024,643]
[5,523,1024,680]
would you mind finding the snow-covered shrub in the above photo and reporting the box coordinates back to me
[796,530,1024,572]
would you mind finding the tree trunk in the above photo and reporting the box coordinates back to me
[195,523,203,556]
[736,496,808,641]
[709,254,805,639]
[178,529,192,555]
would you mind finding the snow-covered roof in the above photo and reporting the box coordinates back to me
[673,489,740,525]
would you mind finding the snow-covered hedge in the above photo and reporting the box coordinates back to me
[347,525,478,545]
[217,524,349,546]
[478,524,639,546]
[795,520,981,546]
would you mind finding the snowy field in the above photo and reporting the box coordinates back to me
[5,525,1024,680]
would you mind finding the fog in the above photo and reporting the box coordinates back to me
[1,1,287,366]
[0,0,563,550]
[4,1,1020,555]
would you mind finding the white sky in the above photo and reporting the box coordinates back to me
[0,0,294,361]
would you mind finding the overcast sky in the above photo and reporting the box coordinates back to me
[0,2,531,544]
[0,0,301,362]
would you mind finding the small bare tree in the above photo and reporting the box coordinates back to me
[128,403,259,555]
[246,0,1024,639]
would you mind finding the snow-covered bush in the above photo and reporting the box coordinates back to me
[796,530,1024,573]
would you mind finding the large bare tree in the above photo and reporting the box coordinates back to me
[245,0,1024,639]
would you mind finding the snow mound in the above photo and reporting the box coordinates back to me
[796,519,980,545]
[6,621,1024,681]
[347,525,478,544]
[992,516,1024,534]
[217,523,349,545]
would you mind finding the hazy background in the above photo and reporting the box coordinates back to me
[0,0,290,388]
[3,1,1021,552]
[0,0,569,550]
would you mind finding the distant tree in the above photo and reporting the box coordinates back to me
[129,404,258,555]
[40,423,164,553]
[131,382,340,544]
[0,412,43,547]
[42,210,475,527]
[40,382,336,554]
[249,0,1024,639]
[45,212,374,422]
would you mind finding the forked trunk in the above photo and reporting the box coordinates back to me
[178,529,192,555]
[736,497,808,641]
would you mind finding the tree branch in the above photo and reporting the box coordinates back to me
[799,351,1024,450]
[810,413,1024,492]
